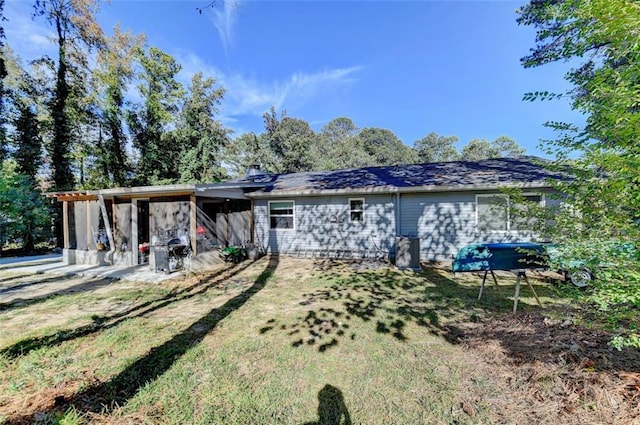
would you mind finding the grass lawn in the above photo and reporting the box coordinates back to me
[0,256,638,424]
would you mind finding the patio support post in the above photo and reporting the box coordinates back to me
[131,199,139,265]
[97,194,115,256]
[190,194,197,255]
[86,200,92,249]
[62,201,69,249]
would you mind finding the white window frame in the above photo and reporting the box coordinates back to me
[476,193,544,232]
[268,200,295,230]
[349,198,365,223]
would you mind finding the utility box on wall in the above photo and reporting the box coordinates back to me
[395,236,421,270]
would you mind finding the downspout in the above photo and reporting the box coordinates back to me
[395,191,401,237]
[98,193,116,264]
[250,199,255,243]
[225,199,230,246]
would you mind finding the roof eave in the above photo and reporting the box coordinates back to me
[195,182,270,191]
[246,181,555,198]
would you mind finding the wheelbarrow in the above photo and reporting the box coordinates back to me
[219,245,247,263]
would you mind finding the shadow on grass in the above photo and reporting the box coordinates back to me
[0,274,38,285]
[0,262,252,359]
[6,255,279,423]
[0,273,77,291]
[465,309,640,374]
[261,261,561,352]
[0,276,117,312]
[303,384,352,425]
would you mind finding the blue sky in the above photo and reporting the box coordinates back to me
[5,0,584,158]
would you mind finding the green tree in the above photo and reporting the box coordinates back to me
[176,72,230,183]
[93,25,145,187]
[460,136,525,161]
[3,45,61,250]
[492,135,525,158]
[33,0,104,248]
[316,117,371,170]
[460,138,492,161]
[319,117,358,146]
[224,132,277,177]
[0,160,50,254]
[0,0,7,162]
[128,46,184,185]
[3,45,50,135]
[3,44,51,187]
[12,103,42,180]
[518,0,640,347]
[34,0,104,191]
[262,107,317,173]
[413,132,460,163]
[357,127,417,166]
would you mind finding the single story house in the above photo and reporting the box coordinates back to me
[48,156,566,267]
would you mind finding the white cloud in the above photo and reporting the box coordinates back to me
[177,53,361,123]
[4,1,56,59]
[205,0,241,56]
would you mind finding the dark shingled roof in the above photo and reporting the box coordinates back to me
[235,156,569,197]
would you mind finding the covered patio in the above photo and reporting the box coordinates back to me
[49,181,265,268]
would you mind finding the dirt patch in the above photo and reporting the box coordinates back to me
[462,311,640,424]
[1,374,99,425]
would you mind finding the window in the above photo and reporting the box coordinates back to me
[476,194,543,231]
[477,195,509,231]
[269,201,294,229]
[349,198,364,222]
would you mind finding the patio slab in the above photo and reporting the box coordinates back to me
[0,255,187,284]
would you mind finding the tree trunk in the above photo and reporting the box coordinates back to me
[52,17,72,247]
[22,225,34,254]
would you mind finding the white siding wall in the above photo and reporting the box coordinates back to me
[253,194,397,256]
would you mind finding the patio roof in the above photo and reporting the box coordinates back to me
[48,183,255,201]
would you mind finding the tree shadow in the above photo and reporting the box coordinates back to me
[0,273,77,292]
[0,261,253,359]
[464,310,640,374]
[5,255,279,423]
[261,261,558,352]
[0,274,37,285]
[0,276,117,312]
[303,384,352,425]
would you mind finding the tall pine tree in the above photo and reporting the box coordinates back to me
[34,0,103,191]
[176,72,230,183]
[94,25,145,187]
[128,46,183,185]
